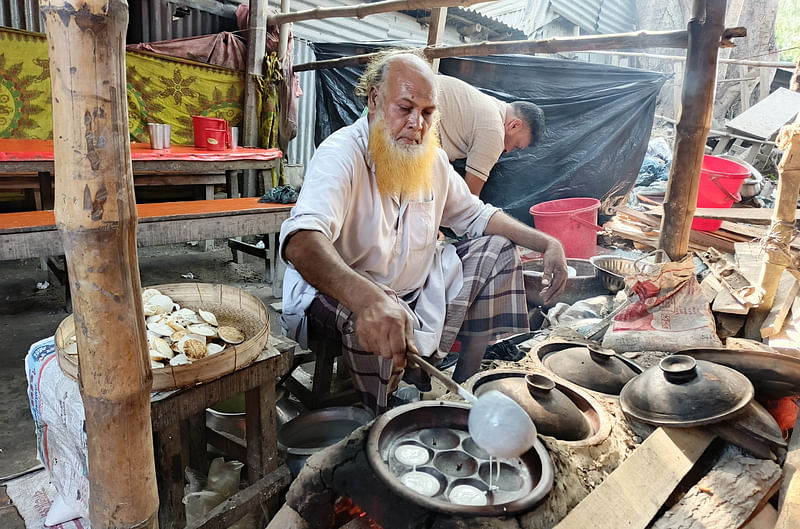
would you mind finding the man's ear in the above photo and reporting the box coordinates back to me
[368,86,378,112]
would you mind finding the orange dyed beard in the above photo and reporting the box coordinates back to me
[368,113,439,200]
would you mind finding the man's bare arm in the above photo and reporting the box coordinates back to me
[283,230,415,363]
[464,171,486,196]
[484,211,568,305]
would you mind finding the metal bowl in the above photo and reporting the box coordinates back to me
[522,258,606,307]
[278,406,374,477]
[367,401,554,516]
[589,255,642,293]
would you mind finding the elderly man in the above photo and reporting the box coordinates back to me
[279,51,566,414]
[437,75,545,196]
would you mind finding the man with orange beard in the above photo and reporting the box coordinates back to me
[279,51,567,414]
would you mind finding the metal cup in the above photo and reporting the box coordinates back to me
[230,126,239,149]
[147,123,171,149]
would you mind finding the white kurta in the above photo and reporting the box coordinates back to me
[279,117,498,355]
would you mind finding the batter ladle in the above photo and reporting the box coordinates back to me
[406,351,537,459]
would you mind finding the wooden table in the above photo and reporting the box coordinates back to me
[150,336,294,529]
[0,139,282,209]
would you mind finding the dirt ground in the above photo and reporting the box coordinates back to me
[0,242,280,480]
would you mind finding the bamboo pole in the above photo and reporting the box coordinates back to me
[38,0,159,527]
[294,27,746,72]
[268,0,482,26]
[586,50,795,68]
[427,7,448,73]
[242,0,269,196]
[743,113,800,339]
[656,0,727,261]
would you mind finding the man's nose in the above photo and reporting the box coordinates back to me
[406,109,423,130]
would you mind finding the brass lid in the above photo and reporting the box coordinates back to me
[474,373,591,441]
[620,355,754,427]
[541,344,641,395]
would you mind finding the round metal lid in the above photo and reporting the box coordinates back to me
[540,344,641,395]
[474,374,590,441]
[620,355,754,427]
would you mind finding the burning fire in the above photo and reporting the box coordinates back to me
[333,496,384,529]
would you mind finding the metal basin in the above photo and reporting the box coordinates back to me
[522,258,606,308]
[278,406,374,477]
[367,401,554,516]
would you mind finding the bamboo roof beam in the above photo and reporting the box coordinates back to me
[268,0,486,26]
[294,27,747,72]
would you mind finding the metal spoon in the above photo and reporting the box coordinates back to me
[406,351,537,459]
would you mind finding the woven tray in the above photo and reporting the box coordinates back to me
[55,283,270,391]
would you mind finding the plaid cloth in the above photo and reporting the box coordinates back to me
[306,235,529,414]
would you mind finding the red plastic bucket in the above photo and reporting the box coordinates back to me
[692,155,750,231]
[529,197,602,259]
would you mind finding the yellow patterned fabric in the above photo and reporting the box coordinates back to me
[0,27,246,146]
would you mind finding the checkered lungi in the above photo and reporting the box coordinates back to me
[305,235,530,414]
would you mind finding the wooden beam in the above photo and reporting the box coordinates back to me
[554,428,715,529]
[657,0,728,261]
[39,0,159,526]
[242,0,269,196]
[268,0,482,25]
[426,7,447,73]
[294,27,747,72]
[744,111,800,338]
[647,205,800,223]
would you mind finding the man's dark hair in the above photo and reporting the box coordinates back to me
[510,101,545,145]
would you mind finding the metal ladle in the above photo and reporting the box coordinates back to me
[406,351,537,459]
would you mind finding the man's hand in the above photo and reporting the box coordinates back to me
[353,296,416,369]
[538,241,568,305]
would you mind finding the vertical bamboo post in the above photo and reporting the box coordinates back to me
[242,0,269,196]
[657,0,727,260]
[743,113,800,339]
[39,0,159,527]
[427,7,448,73]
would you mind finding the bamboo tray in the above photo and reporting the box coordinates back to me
[55,283,270,391]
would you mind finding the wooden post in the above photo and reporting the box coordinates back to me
[657,0,728,261]
[242,0,269,196]
[39,0,159,527]
[743,112,800,338]
[278,0,290,61]
[427,7,447,73]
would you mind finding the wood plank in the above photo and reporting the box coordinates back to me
[741,504,778,529]
[648,205,800,223]
[187,465,291,529]
[776,410,800,529]
[766,295,800,355]
[761,276,800,337]
[554,428,715,529]
[651,447,782,529]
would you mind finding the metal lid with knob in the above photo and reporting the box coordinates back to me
[540,343,641,395]
[619,354,754,427]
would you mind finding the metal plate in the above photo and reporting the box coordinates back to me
[367,401,554,516]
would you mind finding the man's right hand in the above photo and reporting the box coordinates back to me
[353,296,416,369]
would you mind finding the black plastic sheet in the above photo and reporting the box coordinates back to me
[312,42,667,224]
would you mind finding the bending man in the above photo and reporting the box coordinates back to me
[279,51,566,414]
[437,74,545,196]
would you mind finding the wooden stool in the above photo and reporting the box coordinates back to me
[149,339,292,529]
[282,329,360,410]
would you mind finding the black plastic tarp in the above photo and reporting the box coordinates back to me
[312,42,668,224]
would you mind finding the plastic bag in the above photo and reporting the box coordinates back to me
[602,255,722,352]
[206,457,244,500]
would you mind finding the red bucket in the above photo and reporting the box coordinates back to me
[692,155,750,231]
[529,197,602,259]
[192,116,228,148]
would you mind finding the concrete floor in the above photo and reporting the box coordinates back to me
[0,242,279,481]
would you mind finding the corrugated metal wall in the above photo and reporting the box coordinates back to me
[287,38,316,167]
[550,0,636,34]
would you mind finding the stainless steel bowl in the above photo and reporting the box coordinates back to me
[589,255,641,293]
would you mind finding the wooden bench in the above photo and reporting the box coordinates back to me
[0,197,292,290]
